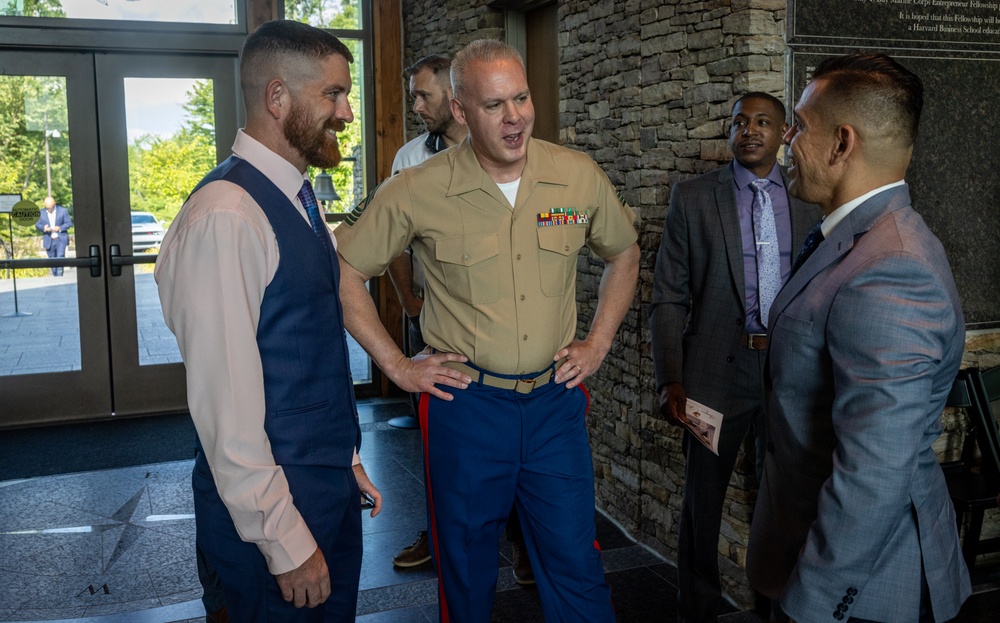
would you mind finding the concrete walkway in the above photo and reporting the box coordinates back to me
[0,268,371,381]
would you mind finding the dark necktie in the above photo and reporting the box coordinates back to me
[297,179,328,239]
[793,221,824,273]
[750,179,780,327]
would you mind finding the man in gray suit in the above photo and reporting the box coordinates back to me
[746,53,970,622]
[649,92,820,622]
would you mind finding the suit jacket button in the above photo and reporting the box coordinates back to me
[726,356,734,363]
[837,603,848,613]
[847,587,858,596]
[767,442,775,453]
[843,595,853,604]
[834,612,844,621]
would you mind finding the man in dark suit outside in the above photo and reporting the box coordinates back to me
[35,196,72,276]
[746,53,969,622]
[649,92,820,622]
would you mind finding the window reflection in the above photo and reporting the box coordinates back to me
[285,0,361,30]
[0,73,80,375]
[1,0,237,25]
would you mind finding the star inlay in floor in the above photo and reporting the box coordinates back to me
[0,461,203,621]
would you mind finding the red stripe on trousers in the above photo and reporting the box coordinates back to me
[418,391,450,623]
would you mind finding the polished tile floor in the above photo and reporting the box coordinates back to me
[1,397,998,622]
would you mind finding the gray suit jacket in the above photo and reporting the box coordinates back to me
[649,162,820,416]
[746,184,971,622]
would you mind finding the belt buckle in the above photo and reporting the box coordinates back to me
[514,377,536,394]
[745,334,766,350]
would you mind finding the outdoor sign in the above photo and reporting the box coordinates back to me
[0,193,21,213]
[10,200,40,226]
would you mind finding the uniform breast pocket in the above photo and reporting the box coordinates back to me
[537,226,586,296]
[435,234,500,305]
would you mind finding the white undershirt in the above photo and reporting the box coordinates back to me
[46,209,58,238]
[496,178,520,209]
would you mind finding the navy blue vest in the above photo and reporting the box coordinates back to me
[193,157,360,468]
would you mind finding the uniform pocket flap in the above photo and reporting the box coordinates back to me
[436,234,500,266]
[537,226,586,256]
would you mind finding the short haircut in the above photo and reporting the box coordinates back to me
[240,20,353,105]
[733,92,786,122]
[811,52,923,148]
[451,39,524,99]
[406,54,451,79]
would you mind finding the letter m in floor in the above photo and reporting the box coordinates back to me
[78,583,111,596]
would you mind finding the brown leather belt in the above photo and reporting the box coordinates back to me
[743,333,768,350]
[443,361,554,394]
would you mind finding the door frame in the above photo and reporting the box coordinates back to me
[0,50,111,427]
[94,52,242,418]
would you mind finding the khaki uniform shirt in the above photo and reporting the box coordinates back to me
[336,137,636,375]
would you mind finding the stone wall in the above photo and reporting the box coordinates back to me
[560,0,790,607]
[398,0,999,610]
[398,0,504,140]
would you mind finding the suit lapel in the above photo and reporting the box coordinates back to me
[715,164,746,309]
[783,169,816,251]
[770,184,913,320]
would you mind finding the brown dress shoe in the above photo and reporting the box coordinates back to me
[206,605,229,623]
[392,530,432,568]
[511,540,535,585]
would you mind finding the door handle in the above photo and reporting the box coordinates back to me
[88,244,101,278]
[109,244,123,277]
[108,244,157,277]
[0,244,102,277]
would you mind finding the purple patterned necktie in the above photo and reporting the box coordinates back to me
[750,179,780,328]
[297,179,328,239]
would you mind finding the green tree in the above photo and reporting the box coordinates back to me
[179,79,216,145]
[0,73,71,270]
[128,133,214,221]
[285,0,359,29]
[128,80,216,226]
[285,0,365,213]
[1,0,65,18]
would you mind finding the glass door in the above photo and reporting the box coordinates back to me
[1,50,111,427]
[0,50,240,427]
[94,53,240,418]
[1,45,378,430]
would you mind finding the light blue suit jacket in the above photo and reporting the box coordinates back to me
[746,185,970,622]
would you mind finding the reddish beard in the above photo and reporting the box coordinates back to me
[284,101,346,169]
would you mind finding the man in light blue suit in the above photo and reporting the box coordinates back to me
[34,196,72,276]
[746,53,970,622]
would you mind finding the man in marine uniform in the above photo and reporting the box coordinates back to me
[336,39,639,622]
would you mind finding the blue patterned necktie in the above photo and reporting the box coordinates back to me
[750,179,780,328]
[297,179,328,239]
[793,221,825,274]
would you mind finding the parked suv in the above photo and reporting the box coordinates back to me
[131,211,166,251]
